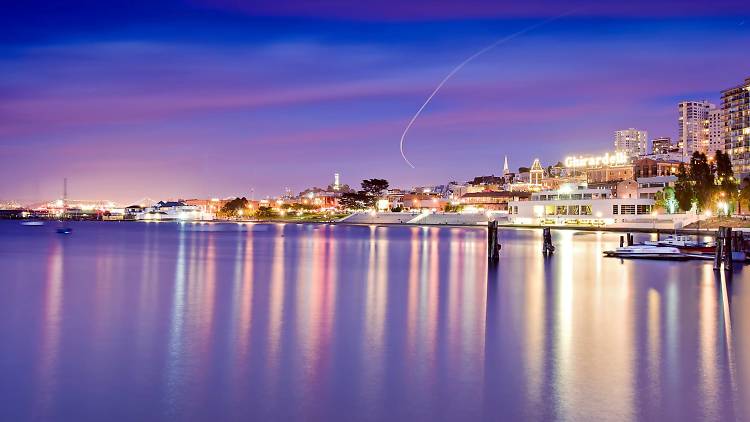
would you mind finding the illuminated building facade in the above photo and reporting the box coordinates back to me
[529,158,544,186]
[585,165,634,184]
[722,77,750,175]
[707,108,725,157]
[459,191,530,211]
[651,137,672,154]
[614,128,648,157]
[632,158,681,179]
[678,100,715,158]
[507,184,655,226]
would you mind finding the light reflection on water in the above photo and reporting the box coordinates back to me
[0,221,748,421]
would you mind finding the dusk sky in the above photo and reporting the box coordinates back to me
[2,0,749,204]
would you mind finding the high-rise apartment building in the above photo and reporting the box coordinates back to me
[678,100,715,158]
[651,137,672,154]
[614,128,648,157]
[722,77,750,175]
[706,108,724,157]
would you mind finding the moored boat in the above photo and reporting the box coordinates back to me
[644,235,714,254]
[604,246,690,260]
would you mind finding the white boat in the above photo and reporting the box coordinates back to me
[604,245,689,260]
[644,235,711,249]
[20,221,45,226]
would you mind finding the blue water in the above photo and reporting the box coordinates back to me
[0,221,748,421]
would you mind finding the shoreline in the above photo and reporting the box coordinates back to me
[10,217,719,236]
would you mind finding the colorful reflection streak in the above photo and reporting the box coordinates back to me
[0,222,747,421]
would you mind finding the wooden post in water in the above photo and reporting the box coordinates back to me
[619,236,624,248]
[724,227,732,266]
[487,220,500,262]
[714,227,730,270]
[542,227,555,256]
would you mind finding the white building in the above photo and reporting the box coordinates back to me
[507,184,656,226]
[614,128,648,157]
[135,201,214,221]
[707,108,724,157]
[678,100,715,158]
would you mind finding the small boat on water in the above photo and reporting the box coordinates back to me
[604,246,690,260]
[644,235,715,254]
[56,228,72,234]
[20,221,45,226]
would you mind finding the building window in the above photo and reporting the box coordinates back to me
[637,205,652,215]
[620,205,636,215]
[568,205,580,215]
[581,205,592,215]
[545,205,556,215]
[613,205,619,215]
[556,206,568,215]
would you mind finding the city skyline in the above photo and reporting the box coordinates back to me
[2,1,750,203]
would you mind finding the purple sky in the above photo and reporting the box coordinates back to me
[1,1,749,204]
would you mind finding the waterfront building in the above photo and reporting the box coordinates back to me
[651,137,672,154]
[707,108,725,157]
[632,157,681,179]
[123,205,143,220]
[722,76,750,175]
[401,193,445,211]
[507,184,655,226]
[614,128,648,157]
[678,100,715,158]
[136,201,214,221]
[184,198,228,215]
[459,191,530,211]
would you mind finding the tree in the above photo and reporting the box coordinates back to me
[739,177,750,215]
[716,150,738,193]
[338,191,368,210]
[220,197,248,218]
[359,179,389,208]
[674,163,695,212]
[655,186,678,214]
[361,179,389,197]
[254,206,277,219]
[690,152,714,211]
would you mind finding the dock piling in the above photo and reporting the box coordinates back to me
[487,220,500,262]
[714,227,736,270]
[542,227,555,256]
[724,227,732,266]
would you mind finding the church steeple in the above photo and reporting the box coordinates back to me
[503,155,509,175]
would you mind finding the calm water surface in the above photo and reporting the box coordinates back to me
[1,221,749,421]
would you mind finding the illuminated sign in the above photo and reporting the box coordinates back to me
[564,151,629,169]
